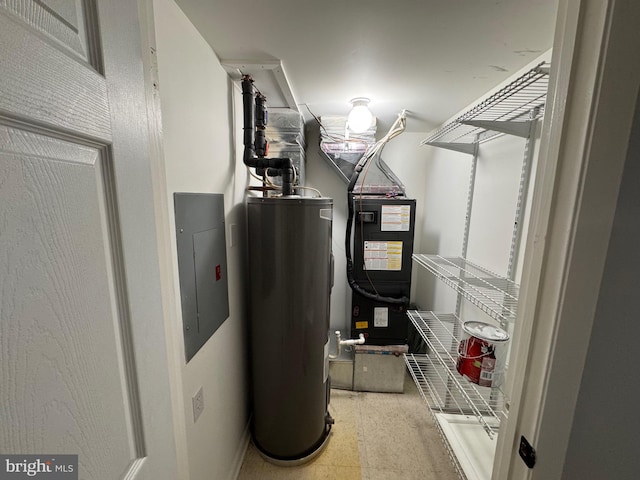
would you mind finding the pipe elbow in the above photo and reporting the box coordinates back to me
[339,333,366,347]
[243,147,256,165]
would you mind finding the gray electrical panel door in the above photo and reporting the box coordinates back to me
[174,193,229,362]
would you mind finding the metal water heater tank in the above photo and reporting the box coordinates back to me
[247,196,333,463]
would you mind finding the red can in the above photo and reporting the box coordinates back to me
[456,321,509,388]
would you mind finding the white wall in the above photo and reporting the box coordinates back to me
[466,134,527,276]
[411,145,471,312]
[380,132,432,256]
[380,133,455,313]
[303,125,350,348]
[151,1,249,478]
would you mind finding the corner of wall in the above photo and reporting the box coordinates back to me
[144,0,251,478]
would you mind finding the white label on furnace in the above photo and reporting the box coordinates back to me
[374,307,389,327]
[381,205,411,231]
[363,241,403,271]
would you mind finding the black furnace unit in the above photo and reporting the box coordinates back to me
[350,196,416,345]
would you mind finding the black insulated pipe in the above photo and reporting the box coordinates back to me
[255,92,268,157]
[242,76,256,160]
[242,75,294,196]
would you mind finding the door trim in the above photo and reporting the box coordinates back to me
[494,0,640,478]
[97,0,179,477]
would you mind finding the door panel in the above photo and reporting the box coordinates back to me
[0,0,177,478]
[0,14,109,141]
[1,0,89,61]
[0,125,137,477]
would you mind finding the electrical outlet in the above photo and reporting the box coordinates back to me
[192,386,204,423]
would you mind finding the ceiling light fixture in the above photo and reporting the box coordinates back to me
[347,97,373,133]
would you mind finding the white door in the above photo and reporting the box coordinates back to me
[493,0,640,479]
[0,1,177,479]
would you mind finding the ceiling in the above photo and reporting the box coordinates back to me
[174,0,558,133]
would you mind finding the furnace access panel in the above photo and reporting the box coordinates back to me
[351,197,416,345]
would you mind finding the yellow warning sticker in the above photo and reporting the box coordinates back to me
[363,241,403,271]
[355,321,369,329]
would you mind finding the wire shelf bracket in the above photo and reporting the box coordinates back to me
[459,119,533,138]
[421,62,549,147]
[423,141,478,156]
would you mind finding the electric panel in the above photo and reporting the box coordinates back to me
[175,193,229,362]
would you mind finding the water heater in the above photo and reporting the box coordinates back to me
[247,196,334,463]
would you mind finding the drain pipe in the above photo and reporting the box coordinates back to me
[329,330,365,360]
[242,75,294,196]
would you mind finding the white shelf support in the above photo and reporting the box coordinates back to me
[506,107,541,280]
[424,141,477,155]
[460,119,533,138]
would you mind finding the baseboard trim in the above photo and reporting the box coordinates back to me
[230,417,252,479]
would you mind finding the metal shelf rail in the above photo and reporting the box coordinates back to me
[413,255,519,326]
[420,62,550,151]
[407,311,506,437]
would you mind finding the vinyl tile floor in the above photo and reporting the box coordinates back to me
[237,372,459,480]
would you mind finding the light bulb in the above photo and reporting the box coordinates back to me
[347,97,373,133]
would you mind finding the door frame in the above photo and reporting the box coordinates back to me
[97,1,179,477]
[494,0,640,478]
[135,0,191,476]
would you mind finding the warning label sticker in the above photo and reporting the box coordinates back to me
[364,241,403,271]
[381,205,411,231]
[374,307,389,327]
